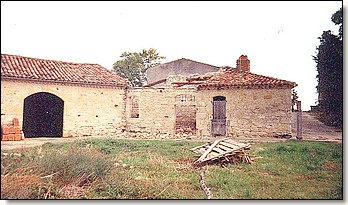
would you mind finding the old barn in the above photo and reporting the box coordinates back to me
[1,54,296,140]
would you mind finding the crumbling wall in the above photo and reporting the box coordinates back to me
[126,88,197,136]
[175,93,196,134]
[175,105,196,134]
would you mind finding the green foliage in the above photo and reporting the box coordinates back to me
[112,48,165,87]
[313,8,343,128]
[331,8,342,40]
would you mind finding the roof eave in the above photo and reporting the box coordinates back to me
[1,76,127,88]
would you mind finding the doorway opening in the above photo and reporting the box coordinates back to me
[211,96,226,136]
[23,92,64,138]
[175,94,196,135]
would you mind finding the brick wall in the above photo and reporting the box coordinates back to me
[236,55,250,72]
[1,118,23,141]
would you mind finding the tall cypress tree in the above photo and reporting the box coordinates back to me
[313,8,343,128]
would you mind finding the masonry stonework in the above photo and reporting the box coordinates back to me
[195,88,292,138]
[125,88,197,136]
[1,80,126,137]
[124,87,293,138]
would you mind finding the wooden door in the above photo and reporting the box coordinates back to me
[211,96,226,136]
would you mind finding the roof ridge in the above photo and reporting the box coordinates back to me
[148,57,219,70]
[1,53,101,66]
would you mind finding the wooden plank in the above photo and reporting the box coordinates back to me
[202,146,247,162]
[202,149,250,164]
[195,139,224,163]
[219,141,239,150]
[212,146,226,154]
[207,152,220,159]
[222,140,250,149]
[216,144,233,152]
[189,142,212,151]
[192,149,205,154]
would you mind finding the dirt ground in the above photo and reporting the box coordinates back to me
[1,112,343,151]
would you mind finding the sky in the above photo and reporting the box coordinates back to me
[1,1,343,111]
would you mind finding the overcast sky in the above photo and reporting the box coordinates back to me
[1,1,343,111]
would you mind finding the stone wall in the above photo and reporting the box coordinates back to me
[1,80,126,137]
[125,88,197,136]
[1,79,293,139]
[195,88,293,138]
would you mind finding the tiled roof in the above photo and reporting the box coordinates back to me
[174,69,297,89]
[1,54,128,87]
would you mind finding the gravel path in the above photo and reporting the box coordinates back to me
[292,112,342,143]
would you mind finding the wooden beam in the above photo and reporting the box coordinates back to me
[195,138,224,163]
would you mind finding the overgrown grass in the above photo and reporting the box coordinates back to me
[1,138,342,199]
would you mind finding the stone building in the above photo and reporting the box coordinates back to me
[126,55,297,138]
[1,54,128,138]
[1,53,297,140]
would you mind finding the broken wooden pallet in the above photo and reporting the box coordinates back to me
[190,138,252,166]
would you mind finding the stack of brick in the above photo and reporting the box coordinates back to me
[1,118,23,141]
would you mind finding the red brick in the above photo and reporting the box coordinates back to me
[14,134,22,141]
[7,134,15,141]
[2,126,12,135]
[12,118,19,126]
[2,134,9,141]
[13,127,21,134]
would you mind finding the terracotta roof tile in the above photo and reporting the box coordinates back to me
[1,54,128,87]
[179,70,297,89]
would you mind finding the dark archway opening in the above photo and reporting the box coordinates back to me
[23,92,64,138]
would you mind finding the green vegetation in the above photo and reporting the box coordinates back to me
[1,138,342,199]
[112,48,165,86]
[313,7,343,128]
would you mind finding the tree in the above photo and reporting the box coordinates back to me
[331,8,342,40]
[112,48,165,87]
[313,8,343,128]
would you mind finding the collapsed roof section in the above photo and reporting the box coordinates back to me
[173,69,297,89]
[145,55,297,90]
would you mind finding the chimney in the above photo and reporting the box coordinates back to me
[236,55,250,72]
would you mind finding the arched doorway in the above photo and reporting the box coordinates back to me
[23,92,64,138]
